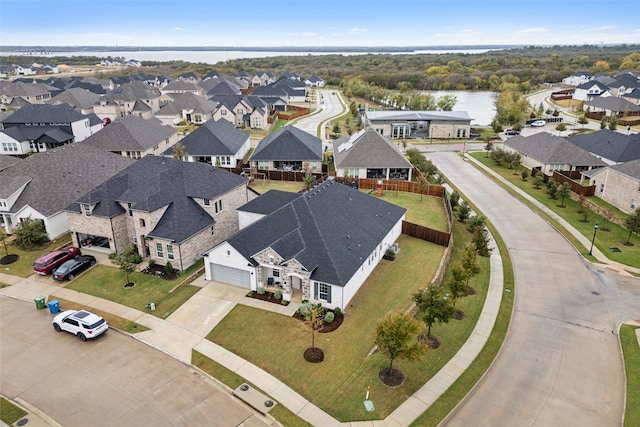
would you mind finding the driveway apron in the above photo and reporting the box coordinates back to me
[427,152,624,427]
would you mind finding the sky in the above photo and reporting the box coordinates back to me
[1,0,639,47]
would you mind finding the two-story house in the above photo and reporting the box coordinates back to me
[65,155,256,270]
[93,81,161,121]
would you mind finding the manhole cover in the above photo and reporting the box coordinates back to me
[264,400,274,407]
[17,419,29,426]
[591,291,601,296]
[609,247,621,252]
[240,384,249,391]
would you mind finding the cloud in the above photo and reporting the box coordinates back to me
[591,25,615,31]
[433,33,448,38]
[634,28,640,33]
[173,27,184,31]
[347,27,368,35]
[518,27,548,33]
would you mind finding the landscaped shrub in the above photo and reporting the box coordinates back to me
[298,301,312,317]
[334,307,342,316]
[274,290,282,300]
[13,217,49,250]
[147,259,156,269]
[164,261,175,275]
[281,299,288,305]
[247,291,254,297]
[257,286,266,295]
[324,311,335,324]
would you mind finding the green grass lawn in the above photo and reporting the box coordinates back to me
[65,261,202,318]
[207,225,490,421]
[620,324,640,427]
[1,234,72,278]
[366,190,449,231]
[0,397,27,425]
[249,179,306,194]
[470,152,640,268]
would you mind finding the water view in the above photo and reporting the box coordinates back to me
[424,90,497,126]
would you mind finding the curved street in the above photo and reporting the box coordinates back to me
[424,150,640,426]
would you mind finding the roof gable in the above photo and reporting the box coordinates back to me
[250,126,322,161]
[334,127,412,169]
[164,119,249,156]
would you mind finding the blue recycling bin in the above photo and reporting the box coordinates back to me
[47,300,60,314]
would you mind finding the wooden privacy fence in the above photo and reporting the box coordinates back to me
[531,169,596,197]
[332,176,445,197]
[402,221,451,247]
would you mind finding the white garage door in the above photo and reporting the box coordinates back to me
[210,263,251,288]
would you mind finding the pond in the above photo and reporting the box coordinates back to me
[423,90,497,126]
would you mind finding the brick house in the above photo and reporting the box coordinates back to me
[65,155,256,270]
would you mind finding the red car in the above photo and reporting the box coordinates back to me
[33,247,81,275]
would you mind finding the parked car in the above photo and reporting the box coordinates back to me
[530,120,546,127]
[52,255,97,281]
[505,129,520,135]
[52,309,108,341]
[33,247,81,275]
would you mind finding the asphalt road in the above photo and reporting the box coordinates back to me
[0,296,268,427]
[424,151,639,427]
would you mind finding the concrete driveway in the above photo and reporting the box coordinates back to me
[0,296,270,427]
[425,151,639,427]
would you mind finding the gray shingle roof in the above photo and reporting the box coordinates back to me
[0,144,134,216]
[237,190,301,215]
[568,129,640,163]
[47,88,101,110]
[504,132,606,167]
[97,81,159,104]
[608,159,640,180]
[83,116,176,152]
[366,110,472,122]
[156,92,218,117]
[584,97,640,113]
[163,119,248,157]
[334,127,412,169]
[0,154,21,172]
[67,156,249,244]
[226,179,406,286]
[250,126,322,161]
[3,102,87,124]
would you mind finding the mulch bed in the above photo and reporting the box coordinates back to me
[419,333,441,349]
[0,254,19,265]
[467,286,477,295]
[292,310,344,333]
[247,291,290,306]
[141,264,180,281]
[304,347,324,363]
[453,309,465,320]
[379,368,404,387]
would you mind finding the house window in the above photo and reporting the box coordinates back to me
[258,161,269,170]
[226,250,230,256]
[211,226,215,236]
[314,281,332,303]
[204,199,210,206]
[600,184,605,193]
[216,156,232,166]
[215,200,223,213]
[457,129,467,138]
[81,204,91,217]
[139,218,145,227]
[128,203,133,216]
[221,109,227,116]
[236,108,243,115]
[167,244,174,260]
[132,228,137,244]
[156,243,163,258]
[632,199,637,210]
[252,117,261,128]
[273,269,280,277]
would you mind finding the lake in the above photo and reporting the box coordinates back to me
[424,90,497,126]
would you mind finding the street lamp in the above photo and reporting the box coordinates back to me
[588,222,599,256]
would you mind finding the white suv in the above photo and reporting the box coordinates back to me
[52,310,108,341]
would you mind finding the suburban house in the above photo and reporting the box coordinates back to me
[14,65,36,76]
[333,127,413,180]
[204,180,406,309]
[0,144,134,239]
[249,126,323,172]
[305,74,325,87]
[365,110,472,139]
[502,132,607,174]
[154,92,218,126]
[583,97,640,119]
[159,81,205,97]
[0,81,54,108]
[66,155,256,270]
[82,115,178,159]
[573,81,611,102]
[47,87,101,115]
[581,159,640,214]
[0,103,96,155]
[568,130,640,165]
[93,81,161,121]
[163,119,251,167]
[562,71,594,86]
[177,72,201,83]
[211,95,268,129]
[251,72,276,87]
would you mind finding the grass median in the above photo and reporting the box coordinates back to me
[469,152,639,269]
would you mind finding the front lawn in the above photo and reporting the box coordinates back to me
[207,226,489,421]
[470,152,640,268]
[620,324,640,427]
[65,261,202,318]
[0,397,27,425]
